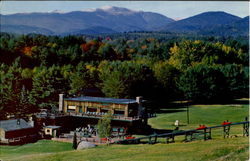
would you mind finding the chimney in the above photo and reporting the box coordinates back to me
[136,96,148,124]
[28,116,34,127]
[17,118,20,125]
[136,96,142,104]
[59,94,64,112]
[136,96,143,117]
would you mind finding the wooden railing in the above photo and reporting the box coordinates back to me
[115,119,249,144]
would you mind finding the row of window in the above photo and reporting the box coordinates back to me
[67,105,125,116]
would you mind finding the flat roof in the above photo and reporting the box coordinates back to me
[45,126,61,129]
[64,96,138,104]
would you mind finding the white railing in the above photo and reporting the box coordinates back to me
[57,112,140,121]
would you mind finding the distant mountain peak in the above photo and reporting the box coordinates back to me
[49,10,65,14]
[100,6,136,12]
[84,6,138,14]
[195,11,237,17]
[161,11,247,36]
[100,6,121,10]
[201,11,227,14]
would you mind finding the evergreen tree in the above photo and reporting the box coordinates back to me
[98,60,156,99]
[178,64,227,102]
[72,131,78,150]
[69,62,98,95]
[31,65,68,111]
[0,58,36,119]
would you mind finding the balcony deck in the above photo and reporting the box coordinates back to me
[56,112,141,122]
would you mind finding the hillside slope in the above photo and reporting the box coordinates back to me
[161,11,248,36]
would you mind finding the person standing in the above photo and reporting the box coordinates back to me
[174,120,179,130]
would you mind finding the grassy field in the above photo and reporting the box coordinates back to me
[0,103,249,161]
[0,140,72,160]
[0,138,248,161]
[149,104,248,134]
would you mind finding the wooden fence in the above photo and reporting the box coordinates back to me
[115,118,249,144]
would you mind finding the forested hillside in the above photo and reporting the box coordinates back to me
[0,32,248,119]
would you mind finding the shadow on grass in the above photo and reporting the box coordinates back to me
[150,128,173,134]
[149,98,249,114]
[156,109,186,114]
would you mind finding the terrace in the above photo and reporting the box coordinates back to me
[56,112,141,121]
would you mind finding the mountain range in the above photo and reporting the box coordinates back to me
[0,6,249,36]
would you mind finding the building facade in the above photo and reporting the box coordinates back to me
[44,125,61,138]
[59,95,145,119]
[55,95,150,134]
[0,119,37,144]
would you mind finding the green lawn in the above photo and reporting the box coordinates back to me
[149,104,248,130]
[0,140,72,160]
[0,103,249,161]
[0,138,248,161]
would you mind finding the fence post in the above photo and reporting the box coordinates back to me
[166,134,175,144]
[204,128,207,141]
[166,137,169,144]
[172,134,175,143]
[208,128,212,140]
[185,132,188,142]
[154,135,158,144]
[190,132,193,141]
[243,117,249,137]
[223,125,230,138]
[185,132,193,142]
[148,136,152,144]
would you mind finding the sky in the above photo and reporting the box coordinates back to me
[0,1,249,20]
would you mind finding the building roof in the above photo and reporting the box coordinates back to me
[64,96,138,104]
[44,126,61,129]
[0,119,33,132]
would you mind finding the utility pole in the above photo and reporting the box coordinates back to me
[186,102,190,124]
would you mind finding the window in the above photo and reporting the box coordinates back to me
[78,106,82,113]
[68,106,76,110]
[67,105,76,112]
[45,129,51,135]
[114,110,125,116]
[87,107,97,112]
[100,109,109,113]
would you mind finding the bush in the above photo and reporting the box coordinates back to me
[97,113,111,138]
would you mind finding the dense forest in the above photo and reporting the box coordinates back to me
[0,32,249,119]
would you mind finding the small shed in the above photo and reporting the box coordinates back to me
[0,119,37,144]
[44,126,61,138]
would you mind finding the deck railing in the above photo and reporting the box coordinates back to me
[56,112,140,121]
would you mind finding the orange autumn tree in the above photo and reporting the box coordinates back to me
[80,40,102,52]
[22,46,33,57]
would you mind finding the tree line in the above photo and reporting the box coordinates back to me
[0,33,248,119]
